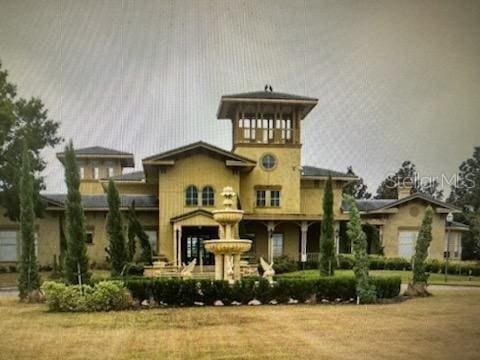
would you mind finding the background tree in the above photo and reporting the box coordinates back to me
[106,179,128,275]
[0,61,62,221]
[126,202,153,264]
[405,206,434,296]
[343,166,372,199]
[345,195,376,303]
[448,146,480,260]
[375,160,443,200]
[17,145,41,300]
[63,141,90,284]
[319,176,335,276]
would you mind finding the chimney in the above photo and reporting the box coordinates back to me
[397,181,413,200]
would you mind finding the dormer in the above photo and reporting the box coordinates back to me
[217,87,318,149]
[57,146,134,194]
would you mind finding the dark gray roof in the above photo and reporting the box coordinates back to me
[41,194,158,209]
[222,91,317,102]
[301,166,356,178]
[58,146,133,156]
[342,199,397,212]
[448,221,469,229]
[103,171,145,182]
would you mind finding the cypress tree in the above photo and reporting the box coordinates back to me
[106,179,128,275]
[319,176,336,276]
[406,206,434,296]
[126,201,153,264]
[63,141,90,284]
[345,195,376,303]
[17,144,41,300]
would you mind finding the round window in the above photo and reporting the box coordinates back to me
[261,154,277,170]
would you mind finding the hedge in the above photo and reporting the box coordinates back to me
[303,255,480,276]
[125,276,401,306]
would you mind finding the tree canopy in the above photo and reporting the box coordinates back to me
[448,146,480,259]
[375,160,443,200]
[343,166,372,199]
[0,61,62,221]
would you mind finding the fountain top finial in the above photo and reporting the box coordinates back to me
[221,186,236,209]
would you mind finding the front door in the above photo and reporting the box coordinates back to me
[181,226,218,265]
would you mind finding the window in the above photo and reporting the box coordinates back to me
[185,185,198,206]
[256,190,266,207]
[270,190,280,207]
[145,230,158,256]
[79,166,85,179]
[398,230,418,259]
[202,186,215,206]
[92,164,99,179]
[86,231,93,244]
[107,167,114,177]
[0,231,17,262]
[271,233,284,258]
[261,154,276,170]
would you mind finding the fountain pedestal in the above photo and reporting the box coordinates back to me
[203,187,252,283]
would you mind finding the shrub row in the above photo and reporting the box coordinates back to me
[302,255,480,276]
[42,280,132,312]
[125,276,401,306]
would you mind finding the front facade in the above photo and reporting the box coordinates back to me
[0,90,467,268]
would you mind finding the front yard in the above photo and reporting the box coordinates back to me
[280,269,480,286]
[0,288,479,359]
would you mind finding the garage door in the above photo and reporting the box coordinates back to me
[398,231,417,259]
[0,231,17,262]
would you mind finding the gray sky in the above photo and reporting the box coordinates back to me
[1,0,479,195]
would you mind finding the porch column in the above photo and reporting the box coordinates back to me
[300,221,308,263]
[176,225,182,267]
[334,221,340,255]
[378,225,384,254]
[267,221,275,263]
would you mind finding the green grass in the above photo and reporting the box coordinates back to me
[279,269,480,286]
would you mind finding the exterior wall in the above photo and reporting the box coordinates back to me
[79,159,123,194]
[0,208,60,267]
[382,200,447,260]
[0,207,158,267]
[83,210,158,265]
[247,222,300,261]
[115,182,157,195]
[300,179,346,217]
[235,146,301,214]
[157,154,241,261]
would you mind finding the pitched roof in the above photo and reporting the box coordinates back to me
[143,141,256,164]
[341,193,461,213]
[301,166,357,180]
[102,170,145,182]
[56,146,135,167]
[447,221,469,230]
[217,90,318,119]
[41,194,158,210]
[222,91,318,102]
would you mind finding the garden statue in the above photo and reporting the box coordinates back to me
[260,257,275,284]
[180,258,197,279]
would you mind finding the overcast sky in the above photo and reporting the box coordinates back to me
[1,0,479,195]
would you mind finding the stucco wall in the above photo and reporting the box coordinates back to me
[300,179,346,217]
[382,200,447,260]
[157,153,241,261]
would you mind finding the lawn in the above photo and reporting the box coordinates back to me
[279,269,480,286]
[0,288,479,359]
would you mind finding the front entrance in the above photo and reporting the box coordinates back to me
[181,226,218,265]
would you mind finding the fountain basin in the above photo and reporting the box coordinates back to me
[212,209,244,225]
[204,239,252,254]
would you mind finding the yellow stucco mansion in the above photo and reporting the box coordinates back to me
[0,90,467,268]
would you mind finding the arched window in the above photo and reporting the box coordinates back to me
[185,185,198,206]
[202,186,215,206]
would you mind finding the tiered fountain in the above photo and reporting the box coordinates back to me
[204,187,252,283]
